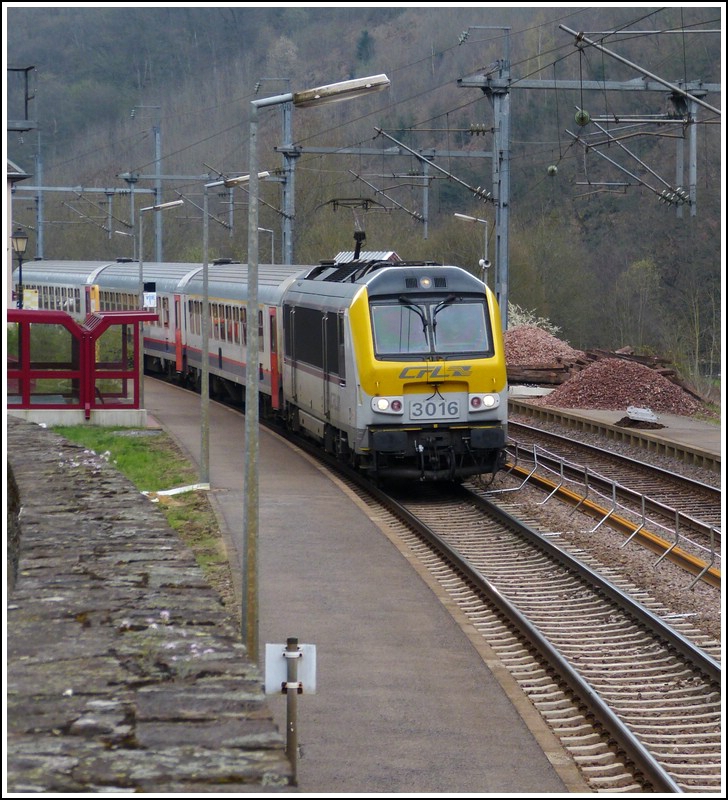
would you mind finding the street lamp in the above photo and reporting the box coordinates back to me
[454,213,490,283]
[11,228,29,309]
[138,199,184,408]
[244,73,390,660]
[113,229,136,260]
[258,227,274,264]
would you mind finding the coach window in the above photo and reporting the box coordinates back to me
[217,304,224,340]
[223,306,230,342]
[211,304,218,339]
[189,300,197,336]
[232,307,240,344]
[226,305,233,341]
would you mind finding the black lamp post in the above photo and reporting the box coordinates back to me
[11,228,29,309]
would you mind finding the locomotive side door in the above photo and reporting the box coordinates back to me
[269,307,281,410]
[322,312,330,419]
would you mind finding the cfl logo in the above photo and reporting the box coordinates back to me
[399,365,472,379]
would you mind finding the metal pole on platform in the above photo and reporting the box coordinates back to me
[244,74,390,662]
[285,637,301,782]
[201,185,211,486]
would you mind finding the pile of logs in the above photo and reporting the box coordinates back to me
[504,326,703,404]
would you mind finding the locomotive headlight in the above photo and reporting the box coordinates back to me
[419,277,432,289]
[469,393,500,411]
[372,396,404,414]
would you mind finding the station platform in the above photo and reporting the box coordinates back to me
[142,379,586,794]
[509,398,722,472]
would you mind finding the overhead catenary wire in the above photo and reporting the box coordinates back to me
[16,7,720,247]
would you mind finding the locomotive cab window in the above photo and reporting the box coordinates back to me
[370,297,492,358]
[432,300,490,354]
[371,304,429,355]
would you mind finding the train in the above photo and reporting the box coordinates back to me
[14,255,508,482]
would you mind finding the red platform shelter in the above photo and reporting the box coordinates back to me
[7,308,157,425]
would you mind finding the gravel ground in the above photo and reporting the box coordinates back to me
[489,414,723,645]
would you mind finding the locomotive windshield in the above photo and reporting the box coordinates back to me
[371,297,491,358]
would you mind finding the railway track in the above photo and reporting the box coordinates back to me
[508,420,722,532]
[339,473,722,793]
[505,420,722,587]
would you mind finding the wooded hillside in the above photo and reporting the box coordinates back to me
[6,6,722,391]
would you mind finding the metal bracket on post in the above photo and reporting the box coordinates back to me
[282,644,303,694]
[264,638,317,787]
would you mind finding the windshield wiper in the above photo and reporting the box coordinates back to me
[432,294,457,331]
[398,295,428,333]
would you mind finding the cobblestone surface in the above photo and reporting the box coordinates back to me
[6,416,293,793]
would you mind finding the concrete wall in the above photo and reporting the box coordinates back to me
[6,416,294,793]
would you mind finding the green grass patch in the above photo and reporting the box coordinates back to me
[52,426,198,493]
